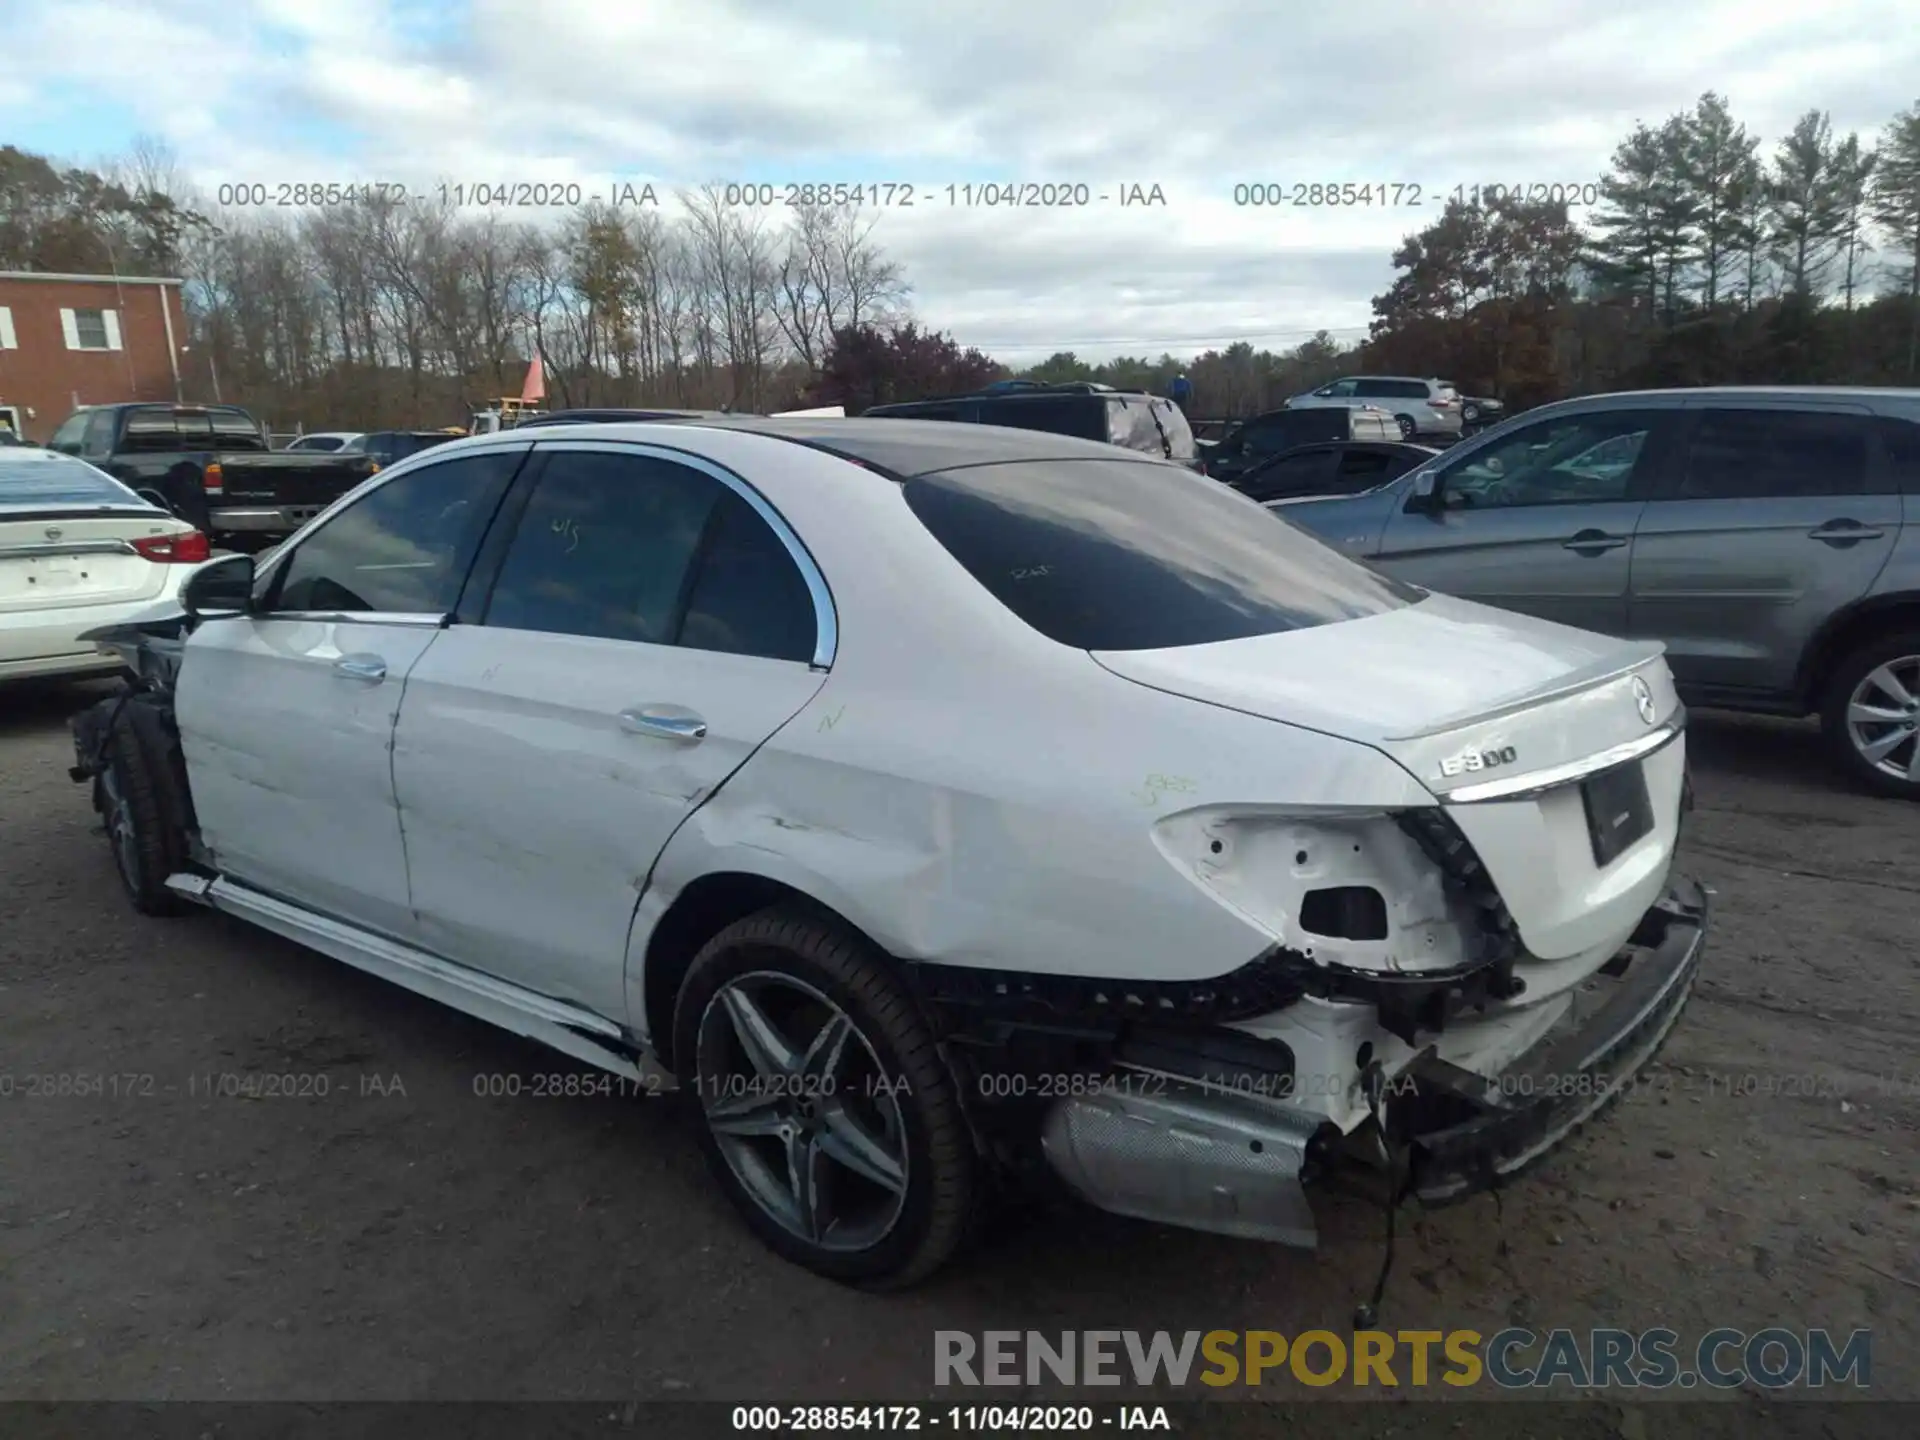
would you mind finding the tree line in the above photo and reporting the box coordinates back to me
[2,91,1916,429]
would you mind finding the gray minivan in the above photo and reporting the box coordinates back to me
[1279,387,1920,798]
[863,384,1197,467]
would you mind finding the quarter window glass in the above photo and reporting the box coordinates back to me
[678,489,818,662]
[1442,412,1661,507]
[484,451,719,644]
[1678,410,1871,500]
[275,452,517,613]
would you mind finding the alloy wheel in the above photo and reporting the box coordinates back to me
[694,971,910,1252]
[1844,655,1920,783]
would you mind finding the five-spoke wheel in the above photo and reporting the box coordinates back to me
[673,907,977,1286]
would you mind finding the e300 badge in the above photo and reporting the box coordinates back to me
[1437,744,1519,778]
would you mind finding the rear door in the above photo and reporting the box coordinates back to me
[1628,404,1896,695]
[1371,408,1676,633]
[389,441,831,1018]
[177,448,524,936]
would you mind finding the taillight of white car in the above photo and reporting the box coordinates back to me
[130,530,212,564]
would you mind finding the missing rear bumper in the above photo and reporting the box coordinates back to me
[1377,873,1709,1203]
[1035,875,1709,1244]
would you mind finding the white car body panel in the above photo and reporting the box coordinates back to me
[176,615,442,935]
[392,624,828,1018]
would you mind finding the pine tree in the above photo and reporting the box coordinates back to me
[1869,101,1920,376]
[1768,109,1847,297]
[1678,92,1761,309]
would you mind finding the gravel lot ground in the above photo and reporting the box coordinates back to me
[2,677,1915,1422]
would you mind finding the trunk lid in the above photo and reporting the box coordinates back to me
[0,512,187,614]
[1092,593,1687,961]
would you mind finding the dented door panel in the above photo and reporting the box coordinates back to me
[392,624,825,1018]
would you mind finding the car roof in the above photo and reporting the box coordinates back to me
[1522,385,1920,418]
[537,415,1168,479]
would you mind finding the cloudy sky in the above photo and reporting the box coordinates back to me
[6,0,1917,362]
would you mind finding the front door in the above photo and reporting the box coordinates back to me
[391,442,831,1021]
[175,448,524,936]
[1629,404,1898,694]
[1372,408,1676,634]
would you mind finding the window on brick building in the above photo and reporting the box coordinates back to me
[62,307,120,350]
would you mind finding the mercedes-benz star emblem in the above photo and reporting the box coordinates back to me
[1631,676,1657,725]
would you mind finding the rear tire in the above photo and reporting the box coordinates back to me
[1394,413,1418,440]
[98,712,191,915]
[672,906,977,1288]
[1819,629,1920,800]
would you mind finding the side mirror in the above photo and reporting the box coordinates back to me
[181,553,255,617]
[1404,468,1441,513]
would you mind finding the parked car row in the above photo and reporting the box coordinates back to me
[43,403,377,552]
[1285,374,1465,441]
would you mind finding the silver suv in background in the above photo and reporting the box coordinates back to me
[1290,376,1464,441]
[1276,387,1920,799]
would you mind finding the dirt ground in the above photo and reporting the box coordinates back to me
[2,676,1916,1422]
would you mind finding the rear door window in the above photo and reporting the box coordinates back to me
[902,456,1422,651]
[482,448,817,661]
[1676,410,1873,500]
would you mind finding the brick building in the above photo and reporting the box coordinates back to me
[0,271,192,443]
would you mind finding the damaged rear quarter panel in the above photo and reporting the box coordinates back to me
[616,449,1439,1046]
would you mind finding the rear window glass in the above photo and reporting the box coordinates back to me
[901,457,1423,651]
[0,454,158,512]
[210,410,266,449]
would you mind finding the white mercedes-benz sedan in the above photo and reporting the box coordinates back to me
[69,418,1708,1288]
[1,445,208,683]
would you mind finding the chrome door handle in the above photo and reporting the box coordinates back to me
[619,707,708,741]
[333,655,387,681]
[1809,520,1885,544]
[1562,529,1628,554]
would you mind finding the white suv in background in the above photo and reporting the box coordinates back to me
[1290,377,1464,441]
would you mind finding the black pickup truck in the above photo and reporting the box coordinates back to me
[45,403,377,549]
